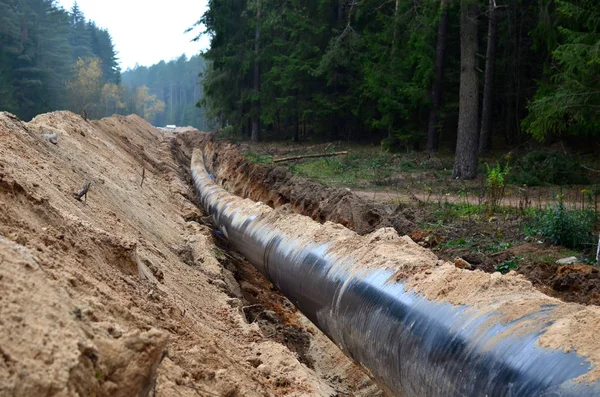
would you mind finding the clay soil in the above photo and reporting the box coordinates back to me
[0,112,382,397]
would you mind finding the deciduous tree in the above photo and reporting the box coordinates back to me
[66,57,103,117]
[133,85,166,122]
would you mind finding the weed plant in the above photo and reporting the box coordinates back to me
[509,150,590,186]
[526,195,597,249]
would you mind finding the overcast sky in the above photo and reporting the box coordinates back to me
[56,0,210,70]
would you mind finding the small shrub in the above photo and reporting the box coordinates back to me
[485,160,510,210]
[495,259,519,274]
[368,156,387,169]
[509,150,590,186]
[484,241,511,254]
[380,131,422,153]
[244,151,272,165]
[438,238,468,248]
[219,125,238,140]
[400,161,417,171]
[431,203,487,222]
[526,196,597,249]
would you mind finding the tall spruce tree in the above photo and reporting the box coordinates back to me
[524,0,600,140]
[452,0,480,179]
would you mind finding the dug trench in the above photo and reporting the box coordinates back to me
[0,111,383,396]
[171,132,385,396]
[185,137,600,395]
[171,133,600,307]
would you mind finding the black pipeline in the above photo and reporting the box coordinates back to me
[191,149,600,397]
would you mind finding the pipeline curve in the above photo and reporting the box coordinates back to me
[191,148,600,397]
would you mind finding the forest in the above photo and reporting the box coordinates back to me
[2,0,598,179]
[0,0,120,120]
[198,0,600,179]
[0,0,209,129]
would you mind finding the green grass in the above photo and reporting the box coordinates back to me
[483,241,511,254]
[495,258,520,274]
[518,248,581,265]
[437,238,473,249]
[244,151,273,165]
[288,153,396,187]
[429,203,488,220]
[288,146,458,188]
[245,145,458,188]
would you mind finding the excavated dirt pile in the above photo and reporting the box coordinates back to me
[0,112,381,396]
[171,134,414,236]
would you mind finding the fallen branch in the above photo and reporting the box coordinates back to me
[273,151,348,163]
[74,181,91,202]
[140,166,146,188]
[596,234,600,266]
[581,163,600,173]
[489,249,510,257]
[241,304,261,312]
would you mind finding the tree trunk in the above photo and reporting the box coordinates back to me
[452,0,479,180]
[294,109,300,142]
[170,84,174,123]
[504,5,516,145]
[479,0,498,153]
[276,109,281,137]
[427,0,449,153]
[251,0,261,143]
[387,0,400,141]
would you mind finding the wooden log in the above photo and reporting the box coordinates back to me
[596,234,600,266]
[140,166,146,188]
[273,151,348,163]
[74,181,91,202]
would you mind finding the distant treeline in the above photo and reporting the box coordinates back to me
[121,55,210,130]
[0,0,119,120]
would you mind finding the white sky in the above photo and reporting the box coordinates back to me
[56,0,210,70]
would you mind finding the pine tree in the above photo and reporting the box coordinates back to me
[90,23,120,83]
[69,2,92,60]
[524,0,600,140]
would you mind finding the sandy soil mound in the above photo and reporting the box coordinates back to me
[171,134,414,236]
[0,112,380,396]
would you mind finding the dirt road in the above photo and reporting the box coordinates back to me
[353,188,598,211]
